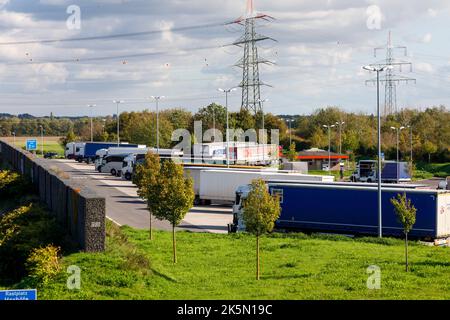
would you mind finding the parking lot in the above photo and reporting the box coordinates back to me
[46,159,233,234]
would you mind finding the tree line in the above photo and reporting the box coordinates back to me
[1,104,448,162]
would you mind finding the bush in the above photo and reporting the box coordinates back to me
[0,170,30,200]
[0,204,65,283]
[26,245,61,285]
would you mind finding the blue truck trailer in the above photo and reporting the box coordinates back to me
[232,182,450,239]
[78,142,139,163]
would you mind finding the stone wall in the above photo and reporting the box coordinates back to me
[0,140,105,252]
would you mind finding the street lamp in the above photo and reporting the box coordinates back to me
[218,87,238,168]
[286,119,294,146]
[363,64,392,238]
[113,100,124,146]
[150,96,165,152]
[88,104,96,142]
[390,126,406,183]
[335,121,345,155]
[258,98,269,165]
[39,125,44,157]
[407,125,413,164]
[323,124,336,171]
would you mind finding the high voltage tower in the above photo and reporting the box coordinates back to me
[232,0,276,116]
[367,31,416,116]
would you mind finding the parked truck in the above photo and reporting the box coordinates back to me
[120,148,184,180]
[65,142,86,160]
[194,169,334,204]
[94,146,148,171]
[79,142,142,163]
[231,182,450,239]
[350,160,411,183]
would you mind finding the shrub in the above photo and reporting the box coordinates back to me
[0,204,65,282]
[0,170,30,200]
[26,245,61,285]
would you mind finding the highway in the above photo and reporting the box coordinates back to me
[46,159,233,234]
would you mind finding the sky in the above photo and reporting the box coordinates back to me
[0,0,449,117]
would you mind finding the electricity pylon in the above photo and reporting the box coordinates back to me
[233,0,276,116]
[366,31,416,116]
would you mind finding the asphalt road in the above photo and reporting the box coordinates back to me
[46,159,233,234]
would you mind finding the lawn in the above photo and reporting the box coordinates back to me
[416,163,450,179]
[1,136,64,156]
[309,170,353,181]
[27,223,450,300]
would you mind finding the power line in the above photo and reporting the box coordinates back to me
[0,22,229,46]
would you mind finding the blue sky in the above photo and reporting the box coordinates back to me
[0,0,448,117]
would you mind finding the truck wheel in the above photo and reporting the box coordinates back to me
[111,169,117,176]
[125,172,131,180]
[367,179,372,183]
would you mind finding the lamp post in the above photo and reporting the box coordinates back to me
[113,100,124,146]
[88,104,96,142]
[258,98,269,164]
[390,126,406,184]
[286,119,294,146]
[363,64,392,238]
[336,121,345,155]
[39,125,44,157]
[218,88,237,168]
[150,96,165,152]
[407,125,413,164]
[323,124,336,171]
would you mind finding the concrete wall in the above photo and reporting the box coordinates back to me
[0,140,105,252]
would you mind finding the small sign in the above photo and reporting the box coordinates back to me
[26,139,37,151]
[0,289,37,300]
[380,152,385,162]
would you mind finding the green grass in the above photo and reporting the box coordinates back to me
[19,224,450,300]
[309,170,353,181]
[416,163,450,179]
[2,137,64,156]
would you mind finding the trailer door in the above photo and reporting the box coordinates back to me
[437,193,450,238]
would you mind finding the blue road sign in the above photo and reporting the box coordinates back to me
[0,289,37,300]
[26,139,37,151]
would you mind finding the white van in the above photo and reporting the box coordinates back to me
[100,154,130,176]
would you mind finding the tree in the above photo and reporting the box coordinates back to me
[133,152,161,240]
[423,141,437,163]
[390,193,417,272]
[287,142,297,162]
[59,129,77,148]
[150,160,194,263]
[242,179,281,280]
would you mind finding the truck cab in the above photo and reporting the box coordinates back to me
[230,184,252,233]
[94,149,108,172]
[121,154,137,180]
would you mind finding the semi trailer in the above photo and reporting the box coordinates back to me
[78,142,141,163]
[194,169,334,204]
[231,182,450,239]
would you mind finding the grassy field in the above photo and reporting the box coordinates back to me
[416,163,450,179]
[22,222,450,300]
[309,170,353,181]
[1,136,64,156]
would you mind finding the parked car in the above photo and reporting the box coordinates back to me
[44,152,58,159]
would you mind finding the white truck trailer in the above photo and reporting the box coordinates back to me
[196,169,334,204]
